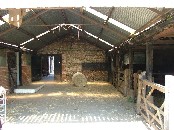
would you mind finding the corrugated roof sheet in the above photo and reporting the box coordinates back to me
[92,7,160,30]
[21,19,48,36]
[0,23,11,33]
[40,10,64,25]
[0,7,170,51]
[1,29,31,45]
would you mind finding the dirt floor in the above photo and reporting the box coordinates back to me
[3,79,149,130]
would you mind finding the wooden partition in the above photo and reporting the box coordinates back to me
[136,73,165,130]
[116,69,129,96]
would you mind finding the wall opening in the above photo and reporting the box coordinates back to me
[31,54,62,82]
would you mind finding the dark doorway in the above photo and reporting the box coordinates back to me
[31,54,62,81]
[53,54,62,81]
[31,55,42,81]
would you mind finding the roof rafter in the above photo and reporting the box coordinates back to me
[68,9,127,39]
[0,10,49,37]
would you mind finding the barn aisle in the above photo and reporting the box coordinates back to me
[4,82,149,130]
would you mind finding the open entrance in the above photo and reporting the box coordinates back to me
[31,54,62,81]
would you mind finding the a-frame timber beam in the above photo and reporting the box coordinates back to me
[0,10,49,37]
[134,8,173,35]
[68,9,127,39]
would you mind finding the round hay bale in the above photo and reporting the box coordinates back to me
[72,72,87,87]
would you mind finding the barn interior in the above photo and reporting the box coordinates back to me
[0,3,174,130]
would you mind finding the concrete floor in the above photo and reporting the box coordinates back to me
[3,75,149,130]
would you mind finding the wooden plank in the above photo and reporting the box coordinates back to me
[150,103,165,127]
[143,80,165,93]
[142,96,151,124]
[136,78,142,114]
[140,102,163,127]
[157,109,164,130]
[141,95,164,114]
[146,88,155,99]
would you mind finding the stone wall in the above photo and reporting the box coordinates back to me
[38,36,108,81]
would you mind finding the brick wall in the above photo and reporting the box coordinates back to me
[0,67,9,90]
[38,36,108,81]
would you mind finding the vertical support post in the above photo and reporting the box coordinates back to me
[165,75,174,130]
[146,43,153,82]
[128,48,133,97]
[124,69,129,96]
[16,52,20,86]
[116,50,119,88]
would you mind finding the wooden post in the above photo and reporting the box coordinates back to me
[116,50,119,88]
[133,73,138,100]
[136,72,146,114]
[16,52,20,86]
[165,75,174,130]
[128,48,133,97]
[146,43,153,82]
[124,69,129,96]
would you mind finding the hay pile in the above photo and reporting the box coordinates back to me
[72,72,87,87]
